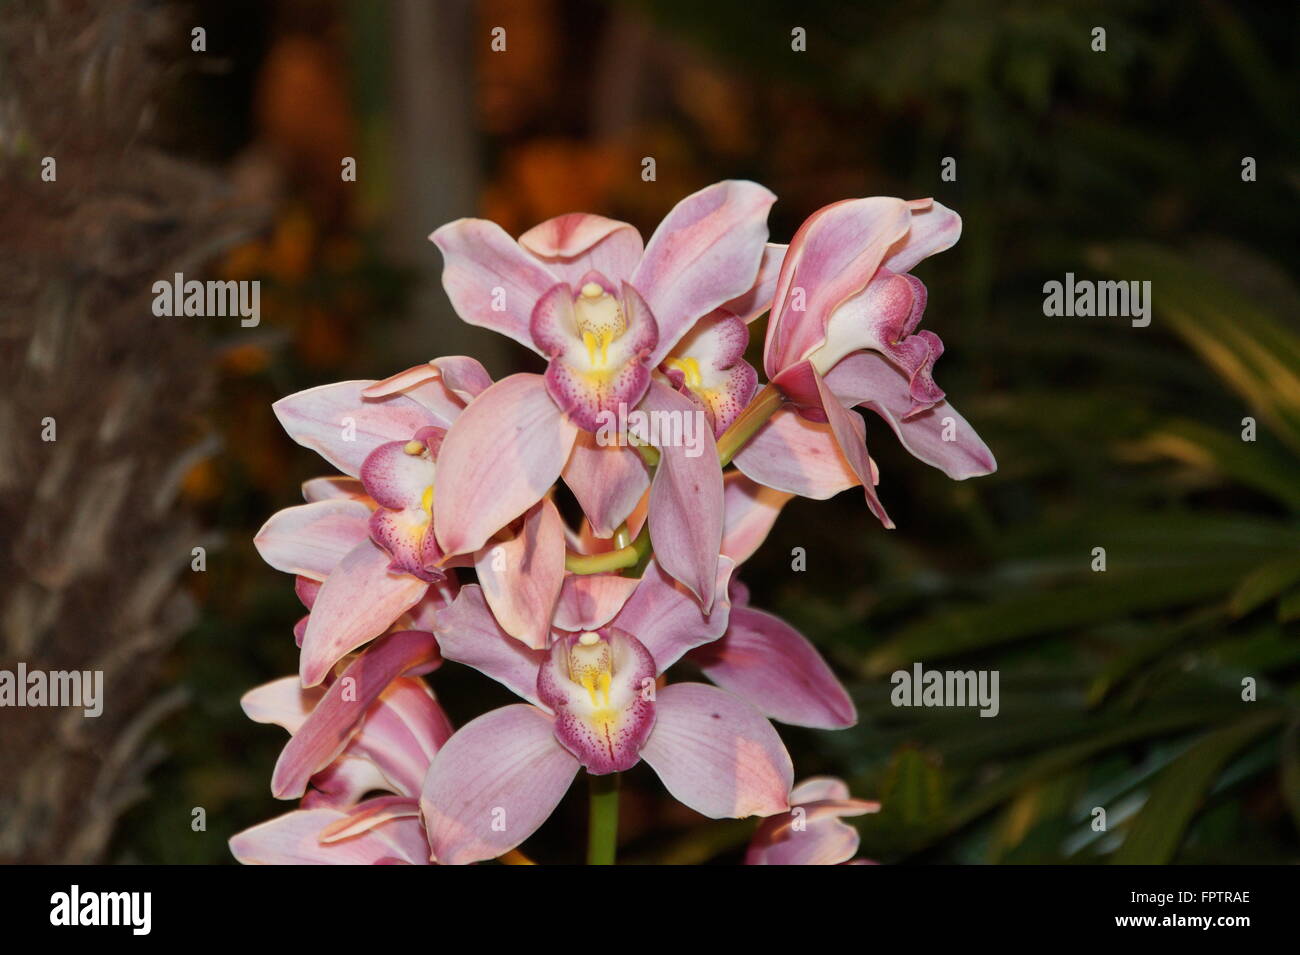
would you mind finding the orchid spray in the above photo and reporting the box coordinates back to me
[232,182,995,865]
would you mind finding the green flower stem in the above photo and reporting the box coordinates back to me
[716,382,785,466]
[586,772,620,865]
[564,523,651,575]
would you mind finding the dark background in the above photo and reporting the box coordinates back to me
[2,0,1295,864]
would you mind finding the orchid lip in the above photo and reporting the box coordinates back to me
[537,628,657,775]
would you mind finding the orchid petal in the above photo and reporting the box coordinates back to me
[721,472,792,565]
[763,197,912,376]
[640,380,723,609]
[273,381,439,477]
[518,213,643,289]
[634,180,776,365]
[421,704,579,864]
[882,199,961,274]
[302,476,369,503]
[432,585,547,706]
[433,373,579,557]
[732,407,860,500]
[691,607,856,729]
[562,432,649,538]
[299,540,429,687]
[475,497,566,649]
[537,630,657,774]
[613,557,735,672]
[825,352,996,479]
[429,219,558,355]
[552,574,641,632]
[723,243,787,324]
[639,683,792,819]
[273,630,440,799]
[230,808,428,865]
[254,499,372,581]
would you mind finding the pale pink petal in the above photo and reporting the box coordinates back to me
[230,808,429,865]
[300,755,391,809]
[634,180,777,365]
[562,431,649,539]
[349,678,454,797]
[302,476,369,503]
[691,607,856,729]
[433,373,579,557]
[613,557,735,672]
[475,497,566,649]
[241,676,321,733]
[811,367,894,528]
[825,352,996,479]
[364,358,493,426]
[882,199,961,274]
[429,219,558,355]
[552,574,641,632]
[763,197,912,376]
[421,704,580,864]
[639,683,793,819]
[273,381,439,477]
[273,630,440,798]
[723,243,787,324]
[319,795,422,842]
[640,379,723,610]
[300,540,429,687]
[432,355,494,399]
[732,407,860,500]
[518,213,644,288]
[432,585,547,705]
[254,499,372,581]
[721,472,792,565]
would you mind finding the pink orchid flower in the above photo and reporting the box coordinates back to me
[733,198,996,523]
[746,776,880,865]
[418,560,797,864]
[260,357,488,685]
[429,180,776,608]
[230,631,454,865]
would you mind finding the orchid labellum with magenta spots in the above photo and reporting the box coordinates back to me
[235,182,996,865]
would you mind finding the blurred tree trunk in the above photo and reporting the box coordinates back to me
[0,0,263,862]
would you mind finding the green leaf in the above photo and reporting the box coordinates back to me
[866,560,1257,674]
[1087,243,1300,455]
[1229,553,1300,617]
[1111,713,1281,864]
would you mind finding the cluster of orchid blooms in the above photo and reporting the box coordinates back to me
[230,181,995,865]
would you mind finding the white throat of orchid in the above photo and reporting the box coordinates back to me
[569,631,613,711]
[573,283,626,370]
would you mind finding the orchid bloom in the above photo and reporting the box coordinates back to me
[419,559,797,864]
[230,630,454,865]
[733,198,996,523]
[429,180,776,607]
[259,357,487,685]
[244,185,998,866]
[746,777,880,865]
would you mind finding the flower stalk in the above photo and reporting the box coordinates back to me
[586,772,620,865]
